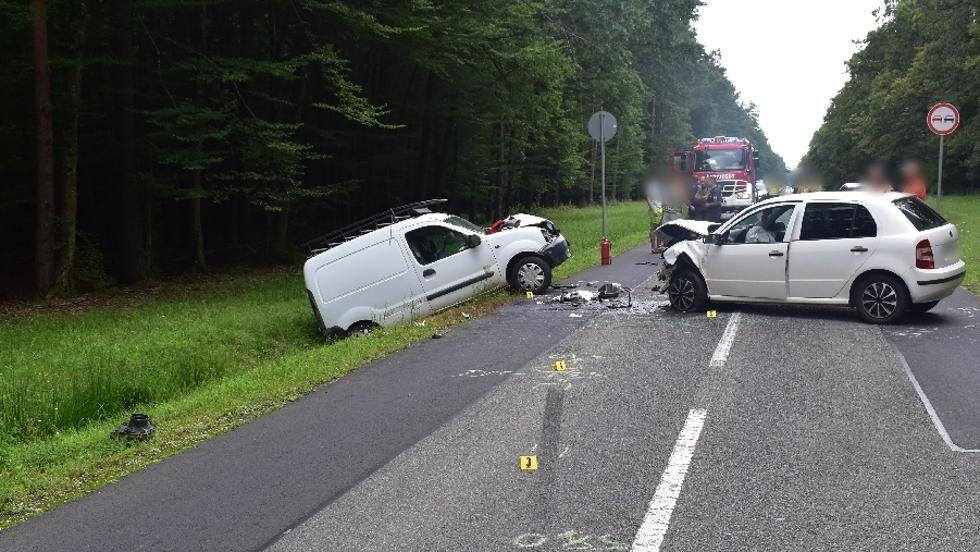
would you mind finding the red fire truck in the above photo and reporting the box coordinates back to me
[671,136,763,220]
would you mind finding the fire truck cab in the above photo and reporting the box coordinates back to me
[672,136,762,220]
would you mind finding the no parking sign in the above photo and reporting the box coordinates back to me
[927,103,959,211]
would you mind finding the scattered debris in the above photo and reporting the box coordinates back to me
[432,332,443,339]
[110,413,156,440]
[549,283,578,290]
[414,320,427,327]
[569,313,583,318]
[551,290,597,305]
[461,312,470,319]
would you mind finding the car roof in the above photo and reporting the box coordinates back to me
[759,191,908,205]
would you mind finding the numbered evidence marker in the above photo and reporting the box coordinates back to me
[706,310,717,318]
[526,291,534,299]
[519,455,538,471]
[553,360,567,372]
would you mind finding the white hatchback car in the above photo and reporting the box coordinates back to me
[657,192,965,323]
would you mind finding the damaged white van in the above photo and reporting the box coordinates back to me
[302,200,570,335]
[657,192,965,324]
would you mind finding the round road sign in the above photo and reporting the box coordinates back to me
[927,103,959,136]
[588,111,617,142]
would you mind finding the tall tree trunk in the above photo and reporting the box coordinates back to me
[31,0,55,295]
[495,121,506,219]
[190,0,208,271]
[53,21,86,294]
[117,0,146,282]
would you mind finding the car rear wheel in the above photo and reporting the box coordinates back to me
[910,300,940,314]
[667,269,708,313]
[508,255,552,294]
[854,274,908,324]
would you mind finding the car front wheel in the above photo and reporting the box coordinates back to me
[667,268,708,313]
[854,274,908,324]
[508,255,552,294]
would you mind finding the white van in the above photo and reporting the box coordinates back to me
[302,201,570,335]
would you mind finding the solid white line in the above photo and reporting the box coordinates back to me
[890,342,980,453]
[630,408,708,552]
[709,312,741,368]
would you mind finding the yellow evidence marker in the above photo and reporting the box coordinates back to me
[526,291,534,299]
[553,360,567,372]
[706,310,717,318]
[519,455,538,471]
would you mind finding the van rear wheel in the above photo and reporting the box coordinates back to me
[508,255,552,294]
[347,321,378,336]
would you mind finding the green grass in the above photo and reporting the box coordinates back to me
[931,195,979,294]
[0,201,651,528]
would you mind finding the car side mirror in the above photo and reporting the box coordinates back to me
[465,234,482,248]
[703,233,723,245]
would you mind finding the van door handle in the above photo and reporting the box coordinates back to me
[768,250,784,257]
[422,268,436,277]
[850,246,868,253]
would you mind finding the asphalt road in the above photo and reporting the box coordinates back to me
[1,245,978,551]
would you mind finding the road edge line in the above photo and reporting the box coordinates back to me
[630,408,708,552]
[890,342,979,453]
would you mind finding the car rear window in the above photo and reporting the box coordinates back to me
[892,196,947,231]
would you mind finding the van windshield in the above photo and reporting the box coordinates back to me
[444,215,484,234]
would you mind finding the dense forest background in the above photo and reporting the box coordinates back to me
[804,0,978,191]
[1,0,786,297]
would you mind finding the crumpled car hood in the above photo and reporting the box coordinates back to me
[656,219,714,239]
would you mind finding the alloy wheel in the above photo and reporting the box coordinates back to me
[861,281,898,319]
[669,276,696,311]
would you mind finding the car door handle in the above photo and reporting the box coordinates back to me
[768,250,784,257]
[851,246,868,253]
[422,268,436,277]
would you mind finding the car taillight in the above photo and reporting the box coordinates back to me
[915,239,934,269]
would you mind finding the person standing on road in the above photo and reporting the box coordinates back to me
[689,177,703,220]
[901,160,928,201]
[645,178,665,253]
[702,177,723,222]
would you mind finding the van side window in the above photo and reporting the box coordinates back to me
[405,225,468,265]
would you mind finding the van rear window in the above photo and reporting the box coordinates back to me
[892,196,947,231]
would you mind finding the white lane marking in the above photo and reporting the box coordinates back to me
[630,408,708,552]
[891,343,980,453]
[709,312,741,368]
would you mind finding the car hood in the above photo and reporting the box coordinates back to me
[657,219,714,240]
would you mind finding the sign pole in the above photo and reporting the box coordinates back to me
[937,134,944,212]
[600,113,607,239]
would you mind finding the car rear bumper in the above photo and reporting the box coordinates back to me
[905,261,966,303]
[541,236,571,268]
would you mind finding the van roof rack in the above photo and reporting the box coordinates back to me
[302,199,448,254]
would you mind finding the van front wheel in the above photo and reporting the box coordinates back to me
[508,255,552,294]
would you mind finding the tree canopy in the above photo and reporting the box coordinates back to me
[0,0,785,295]
[803,0,979,191]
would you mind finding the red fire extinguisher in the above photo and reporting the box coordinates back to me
[600,237,612,265]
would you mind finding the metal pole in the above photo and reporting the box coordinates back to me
[937,134,944,212]
[600,114,607,238]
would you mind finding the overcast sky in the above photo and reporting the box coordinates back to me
[694,0,884,168]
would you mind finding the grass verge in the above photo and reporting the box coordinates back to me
[0,200,651,529]
[930,195,978,294]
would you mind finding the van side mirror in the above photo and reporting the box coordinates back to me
[465,234,482,248]
[752,152,761,169]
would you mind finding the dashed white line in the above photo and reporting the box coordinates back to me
[632,310,743,551]
[709,312,741,368]
[630,408,708,552]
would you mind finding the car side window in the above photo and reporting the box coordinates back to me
[799,203,877,240]
[405,225,469,265]
[724,204,795,244]
[800,203,855,240]
[851,205,877,238]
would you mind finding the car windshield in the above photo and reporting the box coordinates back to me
[892,196,947,231]
[444,215,484,234]
[696,149,745,171]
